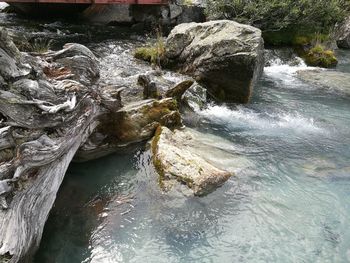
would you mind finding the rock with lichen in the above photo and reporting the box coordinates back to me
[151,126,233,196]
[335,16,350,49]
[164,20,264,103]
[110,98,182,143]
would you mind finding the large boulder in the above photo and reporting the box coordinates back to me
[335,16,350,49]
[164,20,264,103]
[151,126,233,196]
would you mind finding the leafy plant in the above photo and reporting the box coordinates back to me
[205,0,349,33]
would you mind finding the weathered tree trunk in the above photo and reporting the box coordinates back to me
[0,27,104,262]
[0,27,183,262]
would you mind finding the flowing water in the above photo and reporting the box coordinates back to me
[1,7,350,263]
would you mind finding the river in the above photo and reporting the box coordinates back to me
[1,6,350,263]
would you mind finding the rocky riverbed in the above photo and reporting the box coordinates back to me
[0,12,267,262]
[2,5,350,263]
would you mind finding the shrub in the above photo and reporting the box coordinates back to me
[205,0,349,33]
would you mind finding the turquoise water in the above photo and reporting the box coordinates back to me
[35,48,350,263]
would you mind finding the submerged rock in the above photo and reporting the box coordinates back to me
[151,126,233,196]
[296,70,350,95]
[164,20,264,103]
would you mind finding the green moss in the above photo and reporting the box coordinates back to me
[151,126,167,188]
[304,44,338,68]
[182,0,193,5]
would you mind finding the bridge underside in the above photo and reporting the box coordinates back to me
[3,0,168,17]
[3,0,167,4]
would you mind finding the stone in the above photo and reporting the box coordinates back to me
[182,82,207,111]
[164,20,264,103]
[296,70,350,95]
[151,126,233,196]
[165,79,194,101]
[102,98,181,144]
[82,5,133,25]
[137,74,160,99]
[335,16,350,49]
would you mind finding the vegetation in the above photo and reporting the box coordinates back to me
[28,38,52,53]
[303,44,338,68]
[205,0,348,66]
[134,29,165,68]
[205,0,349,33]
[262,30,331,47]
[14,37,52,53]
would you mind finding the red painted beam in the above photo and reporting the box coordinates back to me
[3,0,168,4]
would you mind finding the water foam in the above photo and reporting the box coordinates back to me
[264,56,319,86]
[200,105,323,134]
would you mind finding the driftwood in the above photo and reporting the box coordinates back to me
[0,27,105,263]
[0,27,185,262]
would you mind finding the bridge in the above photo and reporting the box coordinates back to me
[1,0,167,4]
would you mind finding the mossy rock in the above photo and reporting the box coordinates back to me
[304,45,338,68]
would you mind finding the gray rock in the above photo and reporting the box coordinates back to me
[182,82,207,111]
[335,16,350,49]
[165,79,194,101]
[137,75,160,99]
[82,5,133,25]
[164,20,264,103]
[296,69,350,95]
[151,126,233,196]
[174,6,205,24]
[169,4,183,19]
